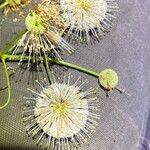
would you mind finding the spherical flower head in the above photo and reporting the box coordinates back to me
[12,4,75,67]
[23,77,99,149]
[35,83,89,138]
[25,11,47,35]
[99,69,119,90]
[60,0,118,43]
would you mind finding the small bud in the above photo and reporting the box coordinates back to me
[99,69,119,90]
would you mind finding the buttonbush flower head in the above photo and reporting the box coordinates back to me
[23,75,99,149]
[2,0,31,15]
[12,3,75,67]
[60,0,118,43]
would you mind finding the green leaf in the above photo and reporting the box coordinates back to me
[2,29,27,54]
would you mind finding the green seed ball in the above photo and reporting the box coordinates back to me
[99,69,119,90]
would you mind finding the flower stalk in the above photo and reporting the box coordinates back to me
[0,53,100,78]
[0,57,11,109]
[43,52,54,84]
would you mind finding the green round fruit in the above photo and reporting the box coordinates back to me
[99,69,119,90]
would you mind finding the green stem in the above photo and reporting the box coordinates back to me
[1,54,100,77]
[0,1,9,9]
[0,58,11,109]
[44,53,54,84]
[51,59,100,77]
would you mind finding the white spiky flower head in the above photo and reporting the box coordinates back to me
[60,0,118,43]
[12,3,75,67]
[23,74,99,149]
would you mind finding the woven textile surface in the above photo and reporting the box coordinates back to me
[0,0,150,150]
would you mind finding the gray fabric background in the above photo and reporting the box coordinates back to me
[0,0,150,150]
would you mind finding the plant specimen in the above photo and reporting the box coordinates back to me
[0,0,120,149]
[0,43,120,148]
